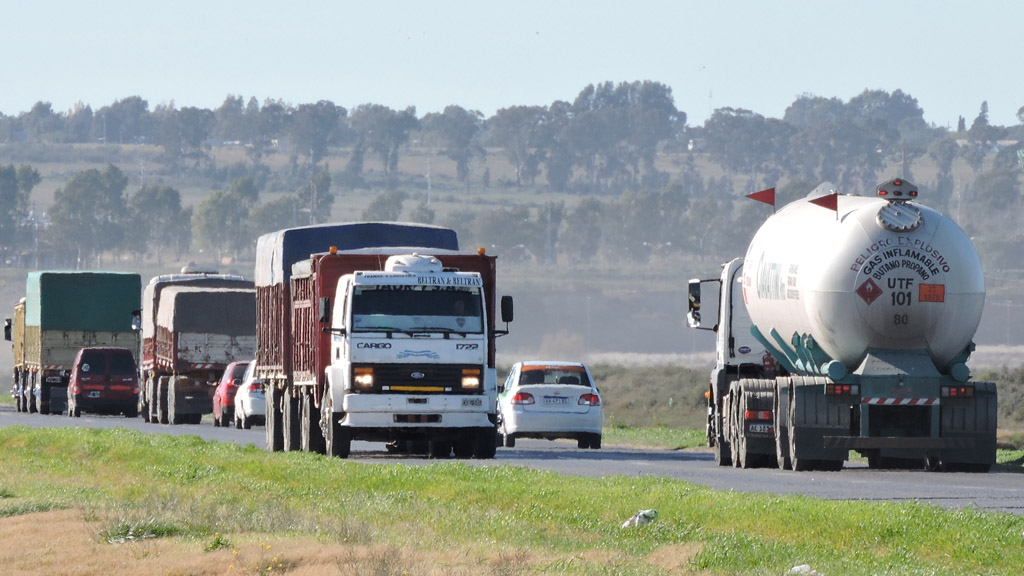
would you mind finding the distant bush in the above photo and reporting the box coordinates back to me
[589,363,708,429]
[975,367,1024,427]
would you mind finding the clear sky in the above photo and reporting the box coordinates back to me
[3,1,1021,129]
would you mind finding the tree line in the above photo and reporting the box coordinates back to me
[2,82,1024,271]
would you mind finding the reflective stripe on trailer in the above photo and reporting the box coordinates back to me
[861,397,938,406]
[186,363,218,370]
[43,365,65,371]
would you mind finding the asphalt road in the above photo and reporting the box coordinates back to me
[3,406,1022,516]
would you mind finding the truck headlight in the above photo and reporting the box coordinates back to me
[353,367,374,391]
[461,368,481,390]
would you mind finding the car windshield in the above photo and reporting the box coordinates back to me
[519,366,590,386]
[351,285,483,333]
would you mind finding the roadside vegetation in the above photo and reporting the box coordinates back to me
[1,426,1023,576]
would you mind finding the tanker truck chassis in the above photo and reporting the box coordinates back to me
[688,179,997,472]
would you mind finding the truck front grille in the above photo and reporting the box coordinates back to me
[354,363,480,394]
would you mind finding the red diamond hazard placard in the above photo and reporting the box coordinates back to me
[857,278,882,305]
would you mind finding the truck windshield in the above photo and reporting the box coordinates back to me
[351,285,484,334]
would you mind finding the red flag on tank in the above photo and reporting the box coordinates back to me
[809,192,839,212]
[746,187,776,207]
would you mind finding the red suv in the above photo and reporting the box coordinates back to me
[213,361,250,427]
[67,347,139,418]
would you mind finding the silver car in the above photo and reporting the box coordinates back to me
[234,360,266,429]
[497,361,604,449]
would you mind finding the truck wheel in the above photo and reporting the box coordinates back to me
[321,388,349,458]
[28,379,38,414]
[283,394,300,451]
[39,382,50,415]
[774,385,791,470]
[300,393,325,454]
[504,433,516,448]
[589,434,602,449]
[266,386,284,452]
[140,399,150,423]
[324,415,350,458]
[168,383,182,425]
[712,426,731,466]
[15,378,24,412]
[71,395,81,418]
[158,378,169,424]
[788,418,817,471]
[735,433,750,469]
[428,440,452,459]
[453,439,474,458]
[473,428,498,459]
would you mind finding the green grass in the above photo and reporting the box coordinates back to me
[0,426,1022,575]
[603,425,706,450]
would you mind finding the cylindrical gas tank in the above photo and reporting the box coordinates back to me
[742,181,984,373]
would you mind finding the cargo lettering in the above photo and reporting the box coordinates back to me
[755,258,787,301]
[356,342,392,349]
[416,275,483,287]
[851,236,951,278]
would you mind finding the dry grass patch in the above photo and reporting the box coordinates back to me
[0,509,559,576]
[646,542,705,574]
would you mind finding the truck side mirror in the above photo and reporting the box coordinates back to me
[318,297,331,324]
[3,318,10,342]
[687,279,719,331]
[686,280,703,329]
[500,295,514,323]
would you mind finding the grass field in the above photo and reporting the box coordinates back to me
[1,426,1023,575]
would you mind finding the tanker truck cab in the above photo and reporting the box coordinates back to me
[688,258,775,466]
[321,253,500,458]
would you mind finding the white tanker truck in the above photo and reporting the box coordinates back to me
[687,178,996,472]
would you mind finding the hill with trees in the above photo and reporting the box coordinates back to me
[2,82,1024,361]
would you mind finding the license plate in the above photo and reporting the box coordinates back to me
[748,423,773,434]
[88,391,101,399]
[462,398,482,407]
[543,396,569,406]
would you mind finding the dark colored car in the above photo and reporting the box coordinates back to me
[212,360,249,427]
[67,347,139,418]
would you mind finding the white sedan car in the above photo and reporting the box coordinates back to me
[234,360,266,429]
[498,361,604,449]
